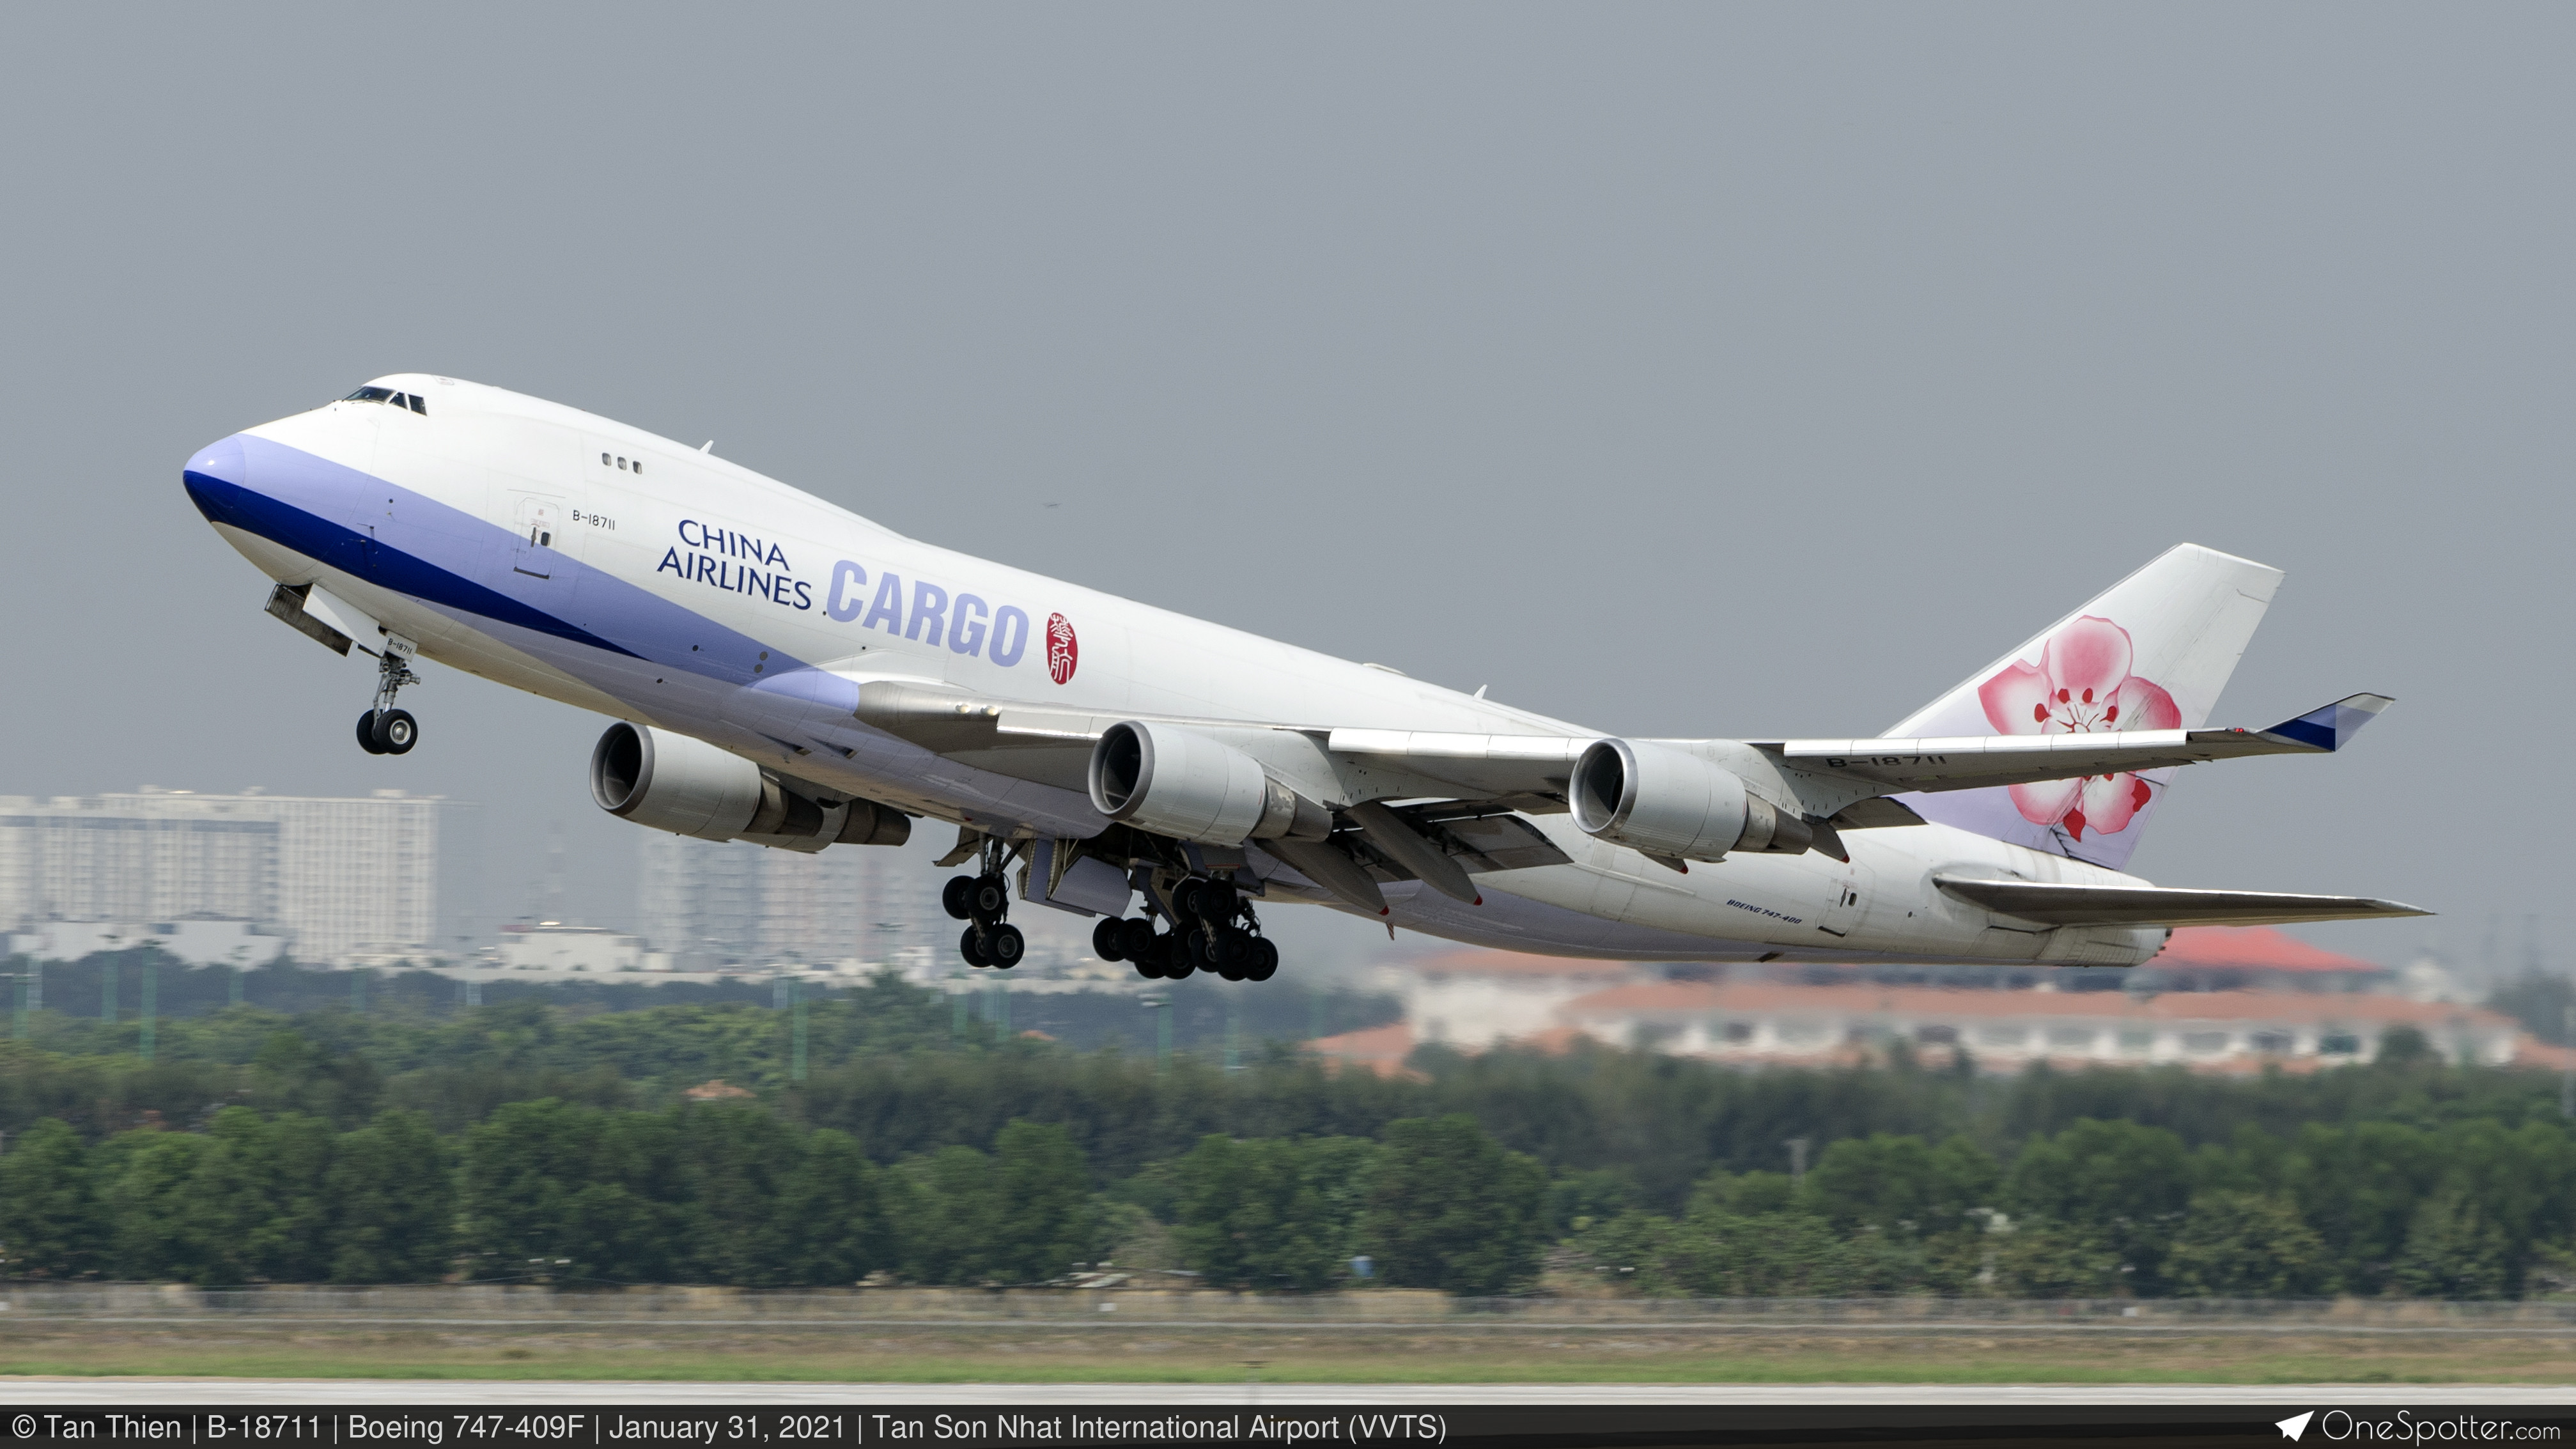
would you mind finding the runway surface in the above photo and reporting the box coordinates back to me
[1,1380,2568,1405]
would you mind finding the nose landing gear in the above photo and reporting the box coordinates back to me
[355,637,422,755]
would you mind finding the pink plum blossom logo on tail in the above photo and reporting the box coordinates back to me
[1975,616,2178,842]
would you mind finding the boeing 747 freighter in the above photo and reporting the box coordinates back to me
[185,376,2423,980]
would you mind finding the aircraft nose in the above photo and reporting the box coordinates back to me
[183,433,255,527]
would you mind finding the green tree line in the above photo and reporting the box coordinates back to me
[8,971,2576,1296]
[6,985,2571,1204]
[1567,1115,2576,1299]
[8,1097,2576,1298]
[0,1104,1546,1294]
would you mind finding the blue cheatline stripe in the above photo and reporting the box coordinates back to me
[183,471,646,660]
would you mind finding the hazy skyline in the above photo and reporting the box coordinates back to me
[4,6,2566,972]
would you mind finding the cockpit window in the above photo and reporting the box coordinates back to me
[341,385,428,415]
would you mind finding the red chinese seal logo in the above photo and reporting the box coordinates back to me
[1045,613,1078,685]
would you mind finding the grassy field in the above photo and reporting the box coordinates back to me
[1,1322,2571,1384]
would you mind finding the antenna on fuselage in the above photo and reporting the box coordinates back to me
[700,440,715,453]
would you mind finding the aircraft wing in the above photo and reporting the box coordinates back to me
[848,679,2393,833]
[1763,694,2393,794]
[1932,874,2430,927]
[851,680,1588,806]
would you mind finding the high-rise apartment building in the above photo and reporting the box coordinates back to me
[0,789,474,965]
[636,832,926,969]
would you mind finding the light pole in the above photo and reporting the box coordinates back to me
[791,975,809,1083]
[1784,1136,1810,1193]
[1142,996,1170,1069]
[2561,1004,2573,1120]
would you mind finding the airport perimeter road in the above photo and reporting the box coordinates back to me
[2,1381,2572,1405]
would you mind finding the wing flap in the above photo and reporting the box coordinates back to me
[1932,874,2430,928]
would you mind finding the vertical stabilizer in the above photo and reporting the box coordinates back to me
[1887,543,2283,869]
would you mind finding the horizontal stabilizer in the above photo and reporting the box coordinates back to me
[1933,874,2430,929]
[1767,693,2396,794]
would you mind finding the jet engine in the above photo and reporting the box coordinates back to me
[1088,720,1330,846]
[589,722,909,851]
[1569,737,1812,861]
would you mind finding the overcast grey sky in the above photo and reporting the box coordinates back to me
[3,5,2566,971]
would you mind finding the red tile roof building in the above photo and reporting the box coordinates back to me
[1555,980,2515,1070]
[1304,933,2519,1078]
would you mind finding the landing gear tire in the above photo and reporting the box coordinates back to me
[371,708,417,755]
[1133,950,1168,981]
[1092,918,1127,963]
[986,924,1025,969]
[968,876,1010,922]
[1247,937,1280,982]
[959,926,991,968]
[1162,931,1198,980]
[943,876,977,921]
[1117,918,1158,962]
[1181,924,1220,978]
[1200,879,1239,924]
[356,711,387,755]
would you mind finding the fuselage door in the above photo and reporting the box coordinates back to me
[512,494,564,578]
[1817,860,1875,939]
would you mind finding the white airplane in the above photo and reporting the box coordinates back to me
[185,375,2425,981]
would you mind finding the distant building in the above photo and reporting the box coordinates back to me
[636,832,924,970]
[1401,949,1653,1050]
[2136,926,2396,993]
[0,788,475,965]
[1305,1022,1423,1079]
[1308,931,2527,1078]
[1552,979,2522,1072]
[4,917,285,969]
[682,1079,756,1101]
[494,923,644,973]
[1762,926,2396,995]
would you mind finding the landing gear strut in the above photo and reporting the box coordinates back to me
[1094,872,1278,983]
[355,637,421,756]
[943,837,1024,969]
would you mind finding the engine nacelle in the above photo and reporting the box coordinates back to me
[589,722,909,850]
[1569,738,1813,862]
[1087,720,1330,846]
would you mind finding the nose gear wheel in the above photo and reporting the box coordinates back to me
[354,636,423,755]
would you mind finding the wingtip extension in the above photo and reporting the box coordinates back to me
[2258,693,2396,752]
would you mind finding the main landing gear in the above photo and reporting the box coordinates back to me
[1091,874,1278,983]
[355,637,422,756]
[943,837,1025,969]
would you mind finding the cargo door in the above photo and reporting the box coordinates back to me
[511,493,565,578]
[1816,860,1875,940]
